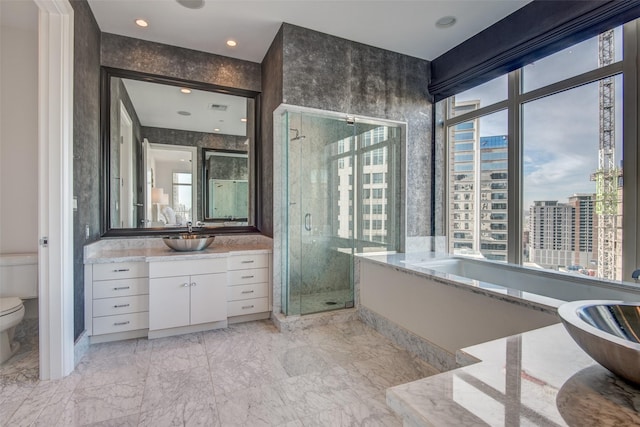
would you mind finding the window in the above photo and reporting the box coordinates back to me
[372,189,384,199]
[372,173,384,184]
[444,25,630,282]
[172,172,192,222]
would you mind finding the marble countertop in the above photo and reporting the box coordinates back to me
[84,235,273,264]
[387,323,640,426]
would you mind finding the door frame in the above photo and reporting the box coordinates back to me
[119,101,134,227]
[35,0,75,380]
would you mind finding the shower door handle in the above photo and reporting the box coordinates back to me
[304,213,312,231]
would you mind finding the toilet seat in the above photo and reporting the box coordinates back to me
[0,297,23,316]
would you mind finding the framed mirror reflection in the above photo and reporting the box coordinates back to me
[101,67,259,236]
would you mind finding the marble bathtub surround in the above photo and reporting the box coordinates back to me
[0,319,439,426]
[387,323,640,426]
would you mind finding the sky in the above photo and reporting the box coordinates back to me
[452,27,624,213]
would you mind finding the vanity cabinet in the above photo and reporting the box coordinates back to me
[148,258,227,332]
[86,261,149,340]
[227,253,270,317]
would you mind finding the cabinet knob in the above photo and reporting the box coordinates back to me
[113,268,130,272]
[113,321,130,326]
[241,275,254,279]
[242,305,255,309]
[182,283,190,287]
[241,260,254,264]
[113,286,130,291]
[191,282,197,287]
[241,290,254,294]
[113,304,130,308]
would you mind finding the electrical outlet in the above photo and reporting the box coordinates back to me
[85,225,90,239]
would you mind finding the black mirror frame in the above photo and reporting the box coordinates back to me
[100,66,262,237]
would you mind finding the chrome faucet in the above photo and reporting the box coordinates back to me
[187,221,192,233]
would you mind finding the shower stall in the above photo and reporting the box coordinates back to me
[280,109,403,316]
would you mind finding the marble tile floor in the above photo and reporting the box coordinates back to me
[0,319,40,386]
[0,319,439,426]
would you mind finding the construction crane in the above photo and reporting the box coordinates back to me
[592,29,617,280]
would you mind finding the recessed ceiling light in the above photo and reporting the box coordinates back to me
[240,118,247,122]
[177,110,191,116]
[180,88,192,94]
[135,19,149,28]
[226,40,237,47]
[176,0,205,9]
[435,16,456,29]
[214,128,221,132]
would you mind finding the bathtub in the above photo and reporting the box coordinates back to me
[356,253,640,370]
[411,257,640,303]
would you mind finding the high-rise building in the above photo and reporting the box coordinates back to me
[567,194,596,267]
[529,195,596,271]
[449,108,509,261]
[529,201,575,268]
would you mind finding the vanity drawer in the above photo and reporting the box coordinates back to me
[92,312,149,335]
[228,268,269,286]
[228,254,268,270]
[227,282,268,302]
[93,295,149,317]
[149,258,226,278]
[93,262,148,281]
[93,278,149,299]
[227,297,269,316]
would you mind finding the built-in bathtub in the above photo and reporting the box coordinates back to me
[356,253,640,371]
[411,257,640,304]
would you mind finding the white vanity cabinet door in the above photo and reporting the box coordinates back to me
[148,259,228,332]
[149,275,191,330]
[190,273,227,325]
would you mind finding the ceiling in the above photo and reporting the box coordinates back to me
[87,0,531,63]
[122,78,248,136]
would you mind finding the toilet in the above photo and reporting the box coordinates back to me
[0,254,37,364]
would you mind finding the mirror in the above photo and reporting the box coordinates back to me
[203,149,249,222]
[101,68,259,235]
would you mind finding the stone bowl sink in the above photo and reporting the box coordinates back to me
[558,300,640,384]
[162,234,215,252]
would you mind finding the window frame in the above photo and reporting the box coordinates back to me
[442,21,639,280]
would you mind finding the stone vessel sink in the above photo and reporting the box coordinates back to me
[162,234,215,252]
[558,300,640,384]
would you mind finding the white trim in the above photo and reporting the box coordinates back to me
[35,0,74,380]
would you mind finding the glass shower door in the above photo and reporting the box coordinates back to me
[285,112,355,315]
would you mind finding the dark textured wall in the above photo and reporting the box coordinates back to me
[259,27,284,237]
[71,0,101,340]
[101,33,261,93]
[280,24,432,239]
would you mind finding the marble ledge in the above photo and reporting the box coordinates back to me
[356,252,559,316]
[84,235,273,264]
[386,323,640,426]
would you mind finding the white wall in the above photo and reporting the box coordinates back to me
[0,4,39,254]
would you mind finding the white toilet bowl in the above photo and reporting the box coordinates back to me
[0,297,25,364]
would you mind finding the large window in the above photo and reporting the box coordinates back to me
[444,25,630,281]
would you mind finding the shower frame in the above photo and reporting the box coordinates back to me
[272,105,407,317]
